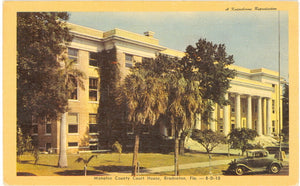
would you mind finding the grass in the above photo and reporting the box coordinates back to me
[17,152,238,176]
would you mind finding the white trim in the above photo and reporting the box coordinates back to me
[105,35,166,51]
[70,31,102,42]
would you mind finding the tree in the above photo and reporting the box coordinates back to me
[17,126,34,162]
[182,39,236,105]
[58,58,86,168]
[112,141,123,162]
[167,39,236,175]
[228,128,258,155]
[282,83,289,142]
[123,56,169,176]
[17,12,72,135]
[191,129,226,155]
[166,68,203,176]
[75,155,97,176]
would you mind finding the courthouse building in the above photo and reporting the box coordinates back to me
[32,23,283,153]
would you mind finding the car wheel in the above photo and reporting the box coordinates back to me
[235,166,244,175]
[269,164,281,174]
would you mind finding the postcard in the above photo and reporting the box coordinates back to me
[3,1,299,185]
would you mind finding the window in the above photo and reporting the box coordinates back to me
[89,139,98,150]
[89,114,98,134]
[89,52,98,67]
[125,54,133,68]
[68,48,78,63]
[68,142,78,147]
[231,100,235,113]
[243,119,246,128]
[272,121,276,133]
[32,124,38,134]
[272,100,275,113]
[68,76,78,100]
[45,123,51,135]
[89,78,98,101]
[219,126,223,133]
[68,113,78,133]
[254,103,258,113]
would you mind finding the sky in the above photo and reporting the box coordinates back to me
[68,11,289,80]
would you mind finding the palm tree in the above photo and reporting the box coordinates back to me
[123,58,168,176]
[58,55,86,168]
[167,71,203,176]
[75,155,97,176]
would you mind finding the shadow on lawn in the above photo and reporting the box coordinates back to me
[54,170,107,176]
[94,165,146,173]
[17,172,37,176]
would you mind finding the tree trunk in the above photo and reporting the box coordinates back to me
[174,136,179,176]
[179,138,185,155]
[58,112,68,168]
[84,165,87,176]
[132,130,140,176]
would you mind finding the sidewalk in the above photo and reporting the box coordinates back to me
[106,159,234,176]
[140,159,233,175]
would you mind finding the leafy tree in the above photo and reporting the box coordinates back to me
[180,39,236,127]
[228,128,258,155]
[112,141,122,162]
[122,56,169,176]
[191,129,226,155]
[17,12,72,134]
[17,126,34,162]
[282,83,289,142]
[75,155,97,176]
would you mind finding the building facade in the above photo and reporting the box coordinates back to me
[31,23,283,153]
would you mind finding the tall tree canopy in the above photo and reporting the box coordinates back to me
[181,39,236,107]
[17,12,72,133]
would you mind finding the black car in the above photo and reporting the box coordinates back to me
[223,149,283,175]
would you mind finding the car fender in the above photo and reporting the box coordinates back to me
[267,162,282,170]
[234,163,252,171]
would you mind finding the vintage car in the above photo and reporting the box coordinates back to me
[223,149,283,175]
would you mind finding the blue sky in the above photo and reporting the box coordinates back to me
[68,11,289,80]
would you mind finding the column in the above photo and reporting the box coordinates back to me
[257,97,262,136]
[235,94,241,129]
[263,98,267,135]
[266,98,272,135]
[195,113,201,130]
[247,95,252,129]
[223,93,230,135]
[210,104,216,131]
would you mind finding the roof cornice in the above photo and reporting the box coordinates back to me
[103,35,167,51]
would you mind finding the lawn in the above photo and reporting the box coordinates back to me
[17,152,237,176]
